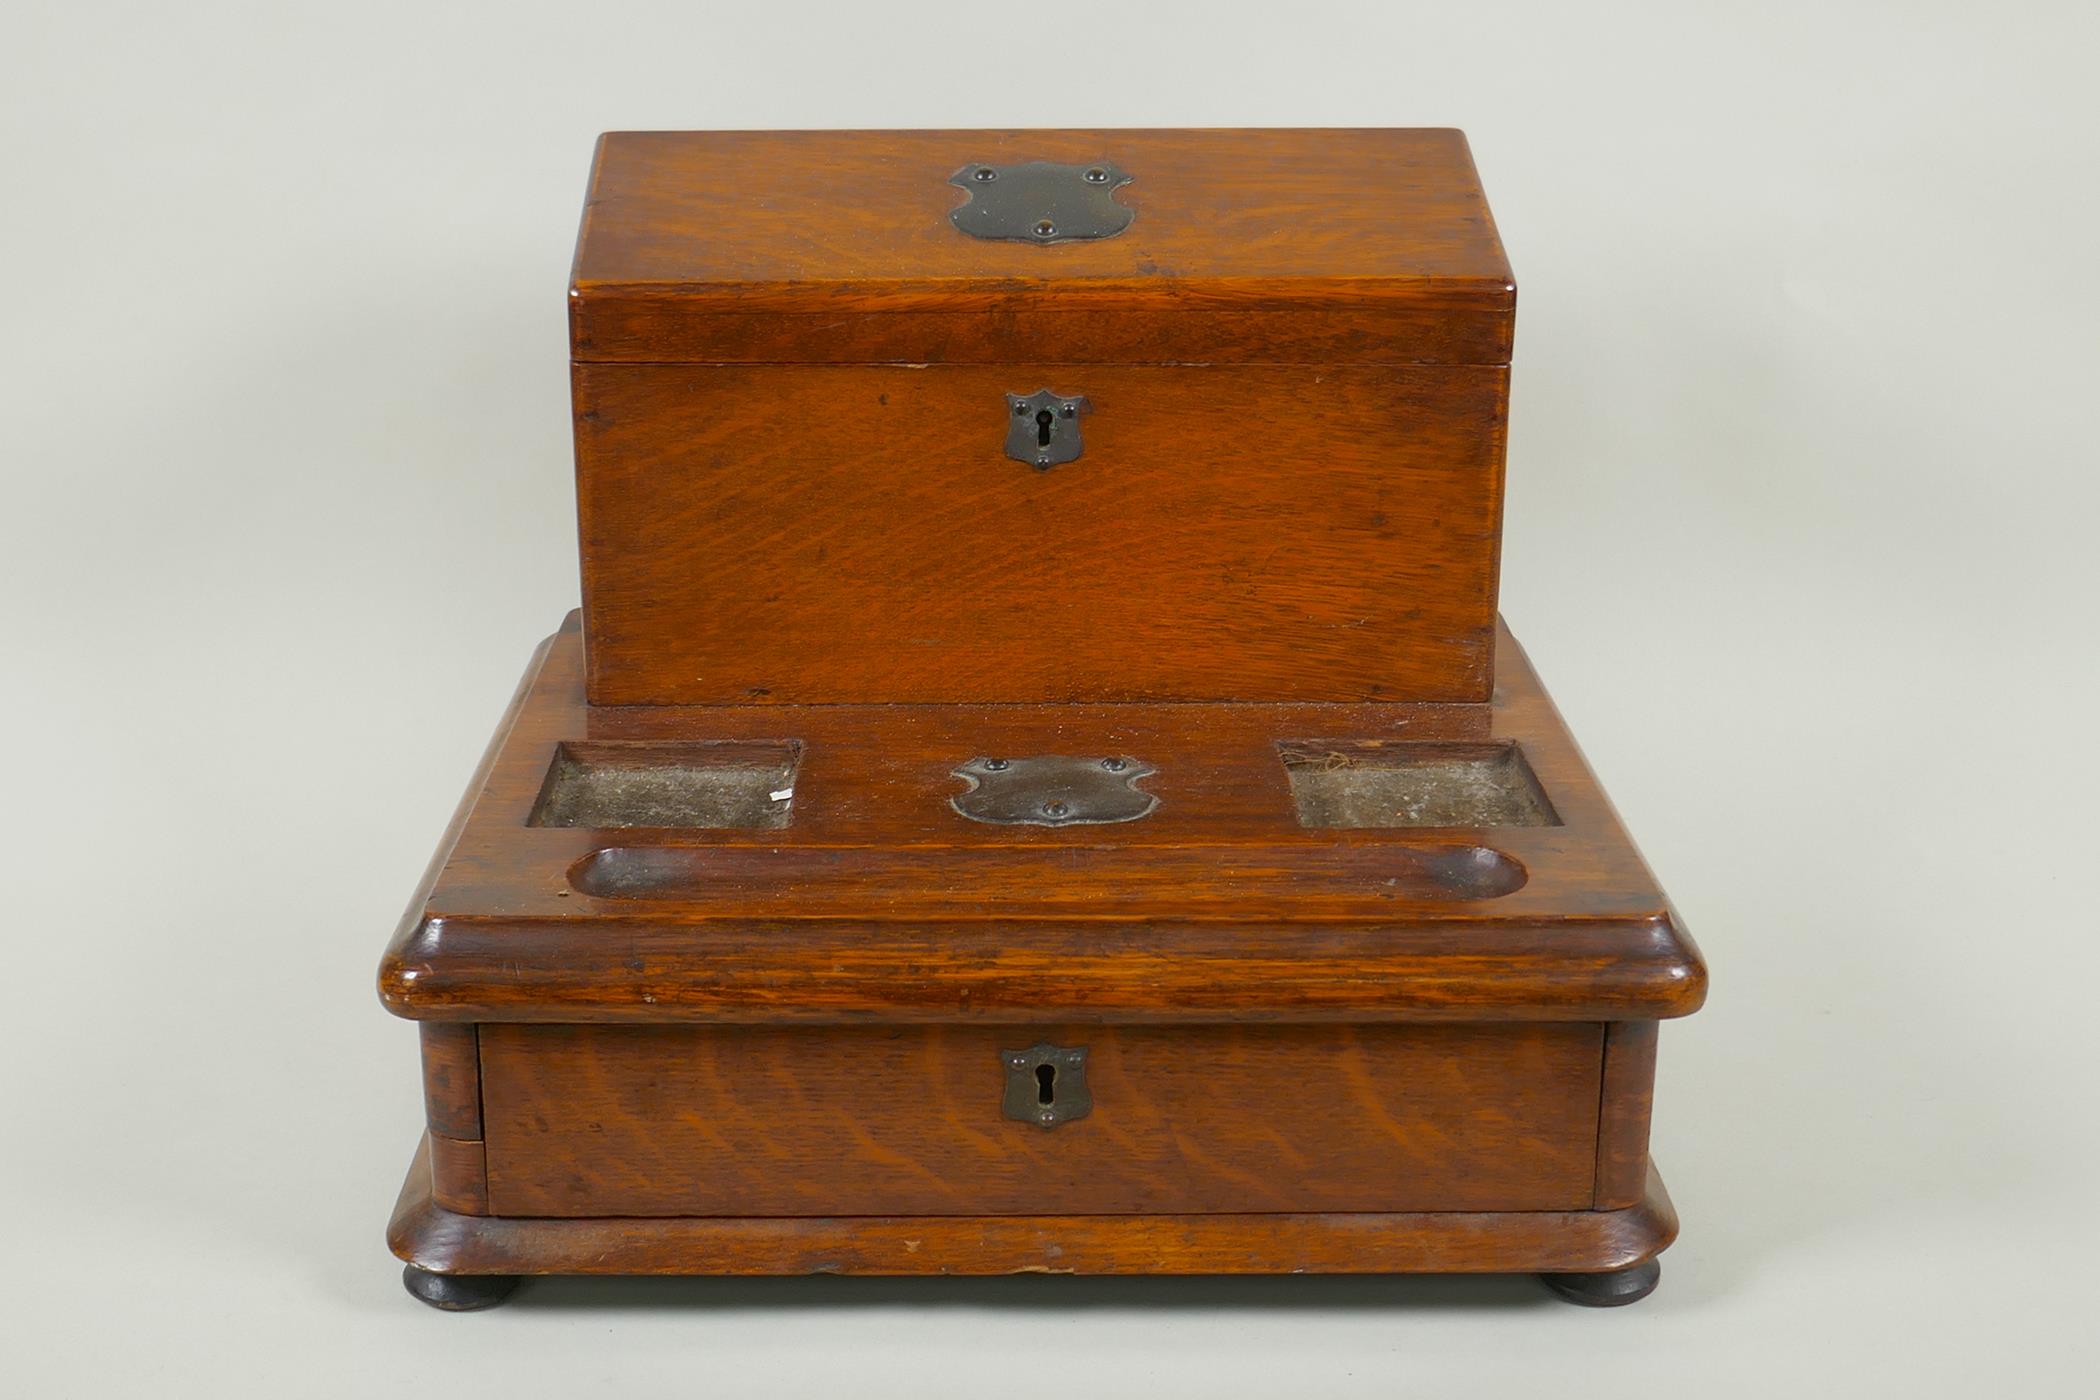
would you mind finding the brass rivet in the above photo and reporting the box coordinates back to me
[973,167,997,182]
[1084,166,1109,183]
[1033,219,1056,237]
[984,758,1009,770]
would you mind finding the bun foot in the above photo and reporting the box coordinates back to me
[402,1264,521,1311]
[1541,1258,1661,1307]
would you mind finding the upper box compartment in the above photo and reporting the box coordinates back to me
[569,128,1515,366]
[567,130,1518,706]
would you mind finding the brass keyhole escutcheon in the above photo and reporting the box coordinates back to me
[1004,390,1090,470]
[1002,1043,1091,1128]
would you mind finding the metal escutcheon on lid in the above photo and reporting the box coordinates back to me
[951,756,1159,826]
[948,160,1134,242]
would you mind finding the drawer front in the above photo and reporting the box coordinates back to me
[573,362,1508,706]
[480,1023,1601,1217]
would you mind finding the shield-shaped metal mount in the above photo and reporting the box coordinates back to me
[948,160,1134,243]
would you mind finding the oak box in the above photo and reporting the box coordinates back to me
[379,129,1705,1312]
[568,128,1516,706]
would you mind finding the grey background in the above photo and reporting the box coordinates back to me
[4,1,2095,1394]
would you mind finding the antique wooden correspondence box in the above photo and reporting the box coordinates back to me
[379,129,1706,1310]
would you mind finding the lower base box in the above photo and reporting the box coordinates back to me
[380,616,1704,1308]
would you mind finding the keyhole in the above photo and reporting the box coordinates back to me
[1035,1062,1057,1105]
[1035,408,1055,447]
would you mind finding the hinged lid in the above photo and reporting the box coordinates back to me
[570,128,1515,365]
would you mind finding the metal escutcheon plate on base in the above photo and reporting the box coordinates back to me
[950,755,1159,826]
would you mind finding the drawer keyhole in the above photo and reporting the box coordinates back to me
[1002,1041,1090,1128]
[1035,408,1056,448]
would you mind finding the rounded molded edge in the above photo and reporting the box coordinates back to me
[388,1135,1682,1280]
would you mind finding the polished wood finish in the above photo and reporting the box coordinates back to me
[575,363,1506,706]
[571,129,1514,367]
[427,1132,488,1216]
[420,1021,490,1214]
[479,1023,1602,1217]
[418,1024,480,1140]
[390,1137,1679,1277]
[570,129,1515,707]
[1594,1021,1660,1210]
[377,615,1705,1025]
[378,129,1702,1297]
[563,841,1530,914]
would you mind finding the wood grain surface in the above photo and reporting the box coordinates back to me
[566,842,1531,915]
[1594,1020,1660,1210]
[376,616,1706,1024]
[418,1024,481,1140]
[478,1023,1603,1217]
[570,129,1514,366]
[427,1131,488,1217]
[367,128,1713,1286]
[390,1137,1679,1277]
[574,362,1506,706]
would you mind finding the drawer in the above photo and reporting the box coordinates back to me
[480,1023,1602,1217]
[572,362,1508,707]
